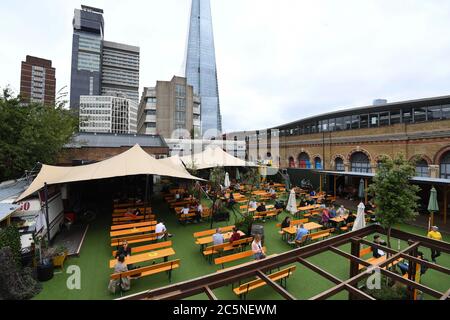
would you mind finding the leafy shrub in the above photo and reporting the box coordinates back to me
[0,225,21,265]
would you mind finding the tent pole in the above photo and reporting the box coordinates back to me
[44,183,51,245]
[444,186,448,225]
[364,178,368,204]
[144,175,149,216]
[333,175,337,197]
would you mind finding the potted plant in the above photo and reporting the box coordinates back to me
[33,235,54,282]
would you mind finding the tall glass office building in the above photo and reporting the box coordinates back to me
[185,0,222,135]
[70,5,104,110]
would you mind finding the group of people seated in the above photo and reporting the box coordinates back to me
[180,201,204,223]
[320,204,354,227]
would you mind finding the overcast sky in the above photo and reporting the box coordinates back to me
[1,0,450,133]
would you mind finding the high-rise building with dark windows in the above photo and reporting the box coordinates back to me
[185,0,222,135]
[70,5,104,110]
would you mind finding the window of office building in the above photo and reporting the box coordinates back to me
[176,84,186,97]
[380,112,390,126]
[390,110,401,125]
[350,152,371,173]
[440,151,450,179]
[335,158,344,171]
[369,113,379,127]
[298,152,311,169]
[336,117,345,131]
[442,105,450,120]
[427,106,442,120]
[414,107,427,122]
[344,116,352,130]
[415,159,429,177]
[351,115,360,129]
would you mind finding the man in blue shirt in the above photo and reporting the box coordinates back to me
[289,224,309,244]
[212,228,224,245]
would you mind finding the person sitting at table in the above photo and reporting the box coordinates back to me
[228,192,236,208]
[269,187,277,199]
[336,205,347,217]
[175,192,181,200]
[372,235,387,258]
[281,216,291,228]
[252,234,266,260]
[397,251,428,276]
[108,254,130,293]
[234,182,241,191]
[181,204,190,215]
[310,190,317,196]
[213,228,224,245]
[345,211,356,224]
[320,209,330,227]
[249,198,258,210]
[328,206,337,218]
[155,220,171,239]
[194,201,203,223]
[115,240,131,258]
[256,202,267,212]
[288,224,309,245]
[229,227,241,246]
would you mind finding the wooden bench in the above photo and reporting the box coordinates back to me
[110,221,156,231]
[203,237,253,262]
[358,246,402,270]
[112,214,155,225]
[294,228,334,247]
[111,232,167,247]
[233,265,296,299]
[253,209,280,221]
[178,212,198,224]
[113,207,152,215]
[113,201,150,209]
[112,240,172,257]
[214,247,266,269]
[110,259,180,294]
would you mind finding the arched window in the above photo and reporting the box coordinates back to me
[314,157,322,169]
[335,158,344,171]
[288,156,295,168]
[440,151,450,179]
[415,159,429,177]
[350,152,371,173]
[298,152,311,169]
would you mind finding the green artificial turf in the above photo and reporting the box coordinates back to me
[33,195,450,300]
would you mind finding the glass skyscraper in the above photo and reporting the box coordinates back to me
[185,0,222,135]
[70,5,104,110]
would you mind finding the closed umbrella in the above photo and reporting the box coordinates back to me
[358,178,365,199]
[224,172,230,188]
[286,189,297,216]
[236,168,241,181]
[352,202,366,231]
[427,186,439,228]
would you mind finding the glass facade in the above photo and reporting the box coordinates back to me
[279,103,450,137]
[185,0,222,134]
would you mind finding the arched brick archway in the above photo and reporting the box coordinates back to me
[433,145,450,164]
[297,150,312,169]
[346,148,372,162]
[288,155,296,168]
[311,154,323,169]
[331,154,345,171]
[409,154,432,165]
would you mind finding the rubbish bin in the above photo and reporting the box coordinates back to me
[37,259,54,282]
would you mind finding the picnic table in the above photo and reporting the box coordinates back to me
[330,215,348,224]
[196,231,246,251]
[110,220,156,231]
[109,247,175,268]
[282,222,323,242]
[110,225,155,238]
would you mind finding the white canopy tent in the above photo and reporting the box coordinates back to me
[158,154,191,175]
[16,144,203,201]
[180,145,252,170]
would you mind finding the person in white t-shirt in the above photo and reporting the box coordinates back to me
[181,205,190,215]
[155,221,169,239]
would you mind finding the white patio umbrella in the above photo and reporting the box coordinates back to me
[286,189,297,216]
[224,172,231,188]
[352,201,366,231]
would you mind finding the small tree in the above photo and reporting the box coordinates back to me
[367,154,420,247]
[208,167,226,228]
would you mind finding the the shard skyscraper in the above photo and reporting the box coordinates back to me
[185,0,222,135]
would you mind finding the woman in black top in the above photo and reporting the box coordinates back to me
[281,216,291,228]
[116,241,131,258]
